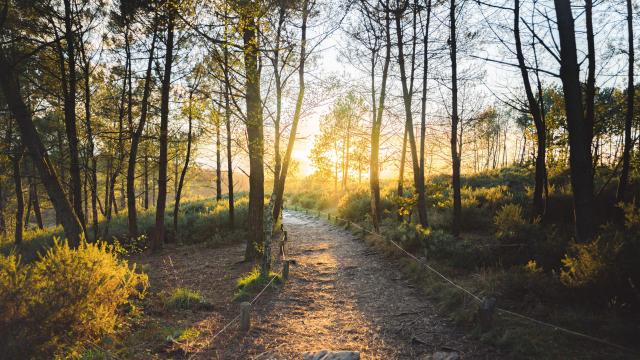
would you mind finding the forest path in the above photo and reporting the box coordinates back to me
[210,211,495,359]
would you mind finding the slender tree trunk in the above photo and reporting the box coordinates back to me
[223,42,235,228]
[553,0,595,242]
[514,0,546,218]
[12,147,24,245]
[243,12,265,261]
[63,0,85,231]
[144,154,149,210]
[450,0,462,235]
[271,5,285,200]
[398,126,407,197]
[216,114,222,201]
[585,0,596,173]
[418,0,432,228]
[394,2,427,227]
[173,92,194,235]
[617,0,634,204]
[152,13,175,251]
[127,20,157,240]
[272,0,310,226]
[79,38,99,240]
[370,3,392,232]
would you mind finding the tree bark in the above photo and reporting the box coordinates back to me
[243,11,265,261]
[223,41,235,228]
[553,0,595,242]
[370,2,392,233]
[617,0,634,204]
[12,147,24,245]
[216,112,222,201]
[514,0,547,219]
[62,0,85,231]
[173,91,194,234]
[450,0,462,235]
[152,12,175,251]
[272,0,310,226]
[127,20,157,241]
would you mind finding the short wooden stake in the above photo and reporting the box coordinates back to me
[283,260,290,281]
[478,297,496,331]
[240,302,251,331]
[328,213,331,220]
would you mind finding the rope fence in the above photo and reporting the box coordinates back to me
[294,206,638,356]
[209,230,289,344]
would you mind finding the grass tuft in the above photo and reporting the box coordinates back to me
[234,267,282,301]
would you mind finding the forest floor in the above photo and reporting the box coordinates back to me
[126,211,497,359]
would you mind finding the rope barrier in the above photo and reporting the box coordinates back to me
[300,208,639,355]
[208,229,287,344]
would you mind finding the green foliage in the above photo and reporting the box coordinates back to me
[162,287,203,310]
[234,267,281,301]
[0,238,148,358]
[494,203,527,240]
[1,196,250,262]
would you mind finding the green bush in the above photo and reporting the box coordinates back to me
[162,287,203,309]
[0,238,148,358]
[234,267,281,301]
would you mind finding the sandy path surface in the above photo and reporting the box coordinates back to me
[205,211,496,359]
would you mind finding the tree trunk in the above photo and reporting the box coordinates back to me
[223,35,235,228]
[514,0,547,219]
[370,3,392,233]
[152,13,175,251]
[584,0,596,173]
[272,0,309,227]
[395,8,427,227]
[243,12,265,261]
[127,20,157,241]
[12,147,24,245]
[216,113,222,201]
[617,0,634,205]
[173,92,194,235]
[418,0,432,229]
[63,0,85,231]
[450,0,462,235]
[553,0,595,242]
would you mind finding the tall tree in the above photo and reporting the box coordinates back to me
[152,6,176,251]
[242,3,265,260]
[272,0,311,226]
[617,0,634,204]
[127,16,158,241]
[553,0,595,242]
[449,0,462,235]
[395,1,428,227]
[514,0,547,218]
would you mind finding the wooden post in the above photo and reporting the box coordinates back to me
[240,301,251,331]
[283,260,290,281]
[478,297,496,331]
[328,213,331,220]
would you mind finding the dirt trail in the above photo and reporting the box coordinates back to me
[208,211,495,359]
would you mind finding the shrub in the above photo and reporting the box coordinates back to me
[0,238,148,358]
[234,267,281,301]
[560,239,619,289]
[163,287,203,310]
[494,204,527,240]
[337,188,372,222]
